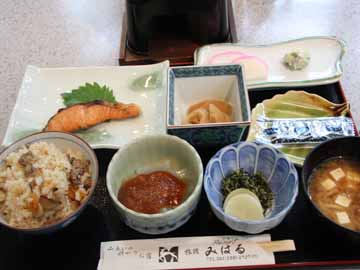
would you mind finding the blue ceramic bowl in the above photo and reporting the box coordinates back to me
[204,141,298,234]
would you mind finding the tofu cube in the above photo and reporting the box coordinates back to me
[347,171,360,182]
[321,179,336,190]
[330,168,345,181]
[335,195,351,208]
[336,212,351,224]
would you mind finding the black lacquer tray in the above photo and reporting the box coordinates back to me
[1,82,359,270]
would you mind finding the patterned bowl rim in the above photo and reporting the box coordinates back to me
[204,141,299,225]
[106,134,204,218]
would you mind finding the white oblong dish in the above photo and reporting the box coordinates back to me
[194,36,345,89]
[2,61,169,149]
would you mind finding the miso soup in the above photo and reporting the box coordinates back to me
[309,158,360,231]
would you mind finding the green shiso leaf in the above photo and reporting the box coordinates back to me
[62,82,116,107]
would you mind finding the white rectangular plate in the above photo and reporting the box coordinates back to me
[3,61,169,149]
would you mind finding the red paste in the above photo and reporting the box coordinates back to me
[117,171,187,214]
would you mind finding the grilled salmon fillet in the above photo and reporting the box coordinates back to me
[44,101,141,132]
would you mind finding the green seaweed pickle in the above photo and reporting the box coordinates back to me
[222,169,274,212]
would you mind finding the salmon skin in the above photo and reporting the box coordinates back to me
[44,100,141,132]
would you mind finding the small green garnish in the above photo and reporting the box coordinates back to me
[283,50,310,71]
[222,169,274,212]
[131,71,163,91]
[62,82,116,107]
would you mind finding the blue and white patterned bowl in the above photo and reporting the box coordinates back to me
[204,141,298,234]
[167,65,251,147]
[106,134,203,235]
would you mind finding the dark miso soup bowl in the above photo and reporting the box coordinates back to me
[302,136,360,243]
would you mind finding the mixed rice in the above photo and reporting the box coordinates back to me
[0,141,93,229]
